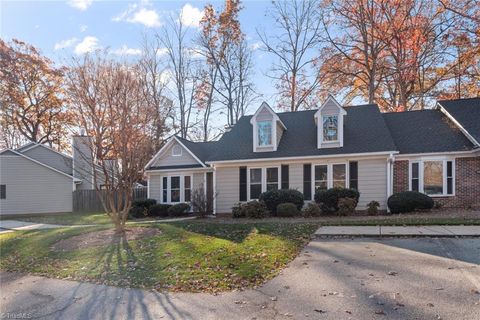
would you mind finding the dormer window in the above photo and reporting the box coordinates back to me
[323,115,338,142]
[258,120,272,146]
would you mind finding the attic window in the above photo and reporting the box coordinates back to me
[172,145,182,156]
[257,121,272,146]
[322,115,338,142]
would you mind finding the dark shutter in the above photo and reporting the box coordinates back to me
[0,185,5,199]
[411,162,419,192]
[447,161,453,195]
[303,164,311,200]
[239,167,247,201]
[281,165,289,189]
[349,161,358,190]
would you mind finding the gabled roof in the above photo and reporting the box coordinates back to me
[0,148,80,181]
[207,104,397,162]
[437,97,480,146]
[382,110,475,154]
[175,136,219,163]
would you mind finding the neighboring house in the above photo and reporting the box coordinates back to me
[145,96,480,214]
[0,136,101,215]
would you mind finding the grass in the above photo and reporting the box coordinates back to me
[0,221,318,292]
[0,212,113,225]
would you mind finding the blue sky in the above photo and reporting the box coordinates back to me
[1,0,282,112]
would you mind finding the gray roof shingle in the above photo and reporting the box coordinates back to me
[438,97,480,144]
[206,104,398,161]
[382,110,474,153]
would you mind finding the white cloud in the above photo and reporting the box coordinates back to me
[68,0,93,11]
[250,41,264,51]
[112,45,142,56]
[74,36,100,55]
[180,4,203,27]
[80,25,88,32]
[156,47,169,56]
[54,37,78,50]
[113,4,162,28]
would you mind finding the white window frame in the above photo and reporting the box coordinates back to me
[322,115,339,143]
[408,158,455,197]
[160,174,193,204]
[311,162,349,197]
[247,166,281,201]
[256,120,274,148]
[171,145,182,157]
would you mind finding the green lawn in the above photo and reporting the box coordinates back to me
[0,222,318,292]
[0,212,113,225]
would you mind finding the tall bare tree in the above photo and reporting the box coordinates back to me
[159,15,198,139]
[66,53,158,232]
[0,39,72,150]
[257,0,323,111]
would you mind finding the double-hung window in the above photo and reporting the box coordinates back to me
[161,175,192,203]
[257,121,272,146]
[248,167,280,200]
[410,160,454,196]
[322,115,338,142]
[313,163,347,194]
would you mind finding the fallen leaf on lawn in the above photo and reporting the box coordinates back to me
[427,303,434,307]
[471,289,480,294]
[435,288,444,291]
[387,271,397,276]
[375,310,386,315]
[345,310,352,314]
[333,260,339,263]
[271,296,277,301]
[314,309,326,313]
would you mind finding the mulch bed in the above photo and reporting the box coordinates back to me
[51,227,160,251]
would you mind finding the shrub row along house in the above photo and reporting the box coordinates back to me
[145,96,480,214]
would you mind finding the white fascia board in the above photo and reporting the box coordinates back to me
[143,137,206,170]
[314,95,347,118]
[250,101,287,129]
[145,167,213,174]
[206,151,399,165]
[394,149,478,159]
[437,102,480,147]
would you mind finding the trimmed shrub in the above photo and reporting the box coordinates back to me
[168,203,191,217]
[314,187,360,213]
[129,206,147,219]
[366,200,380,215]
[302,202,322,217]
[337,198,357,216]
[132,198,157,209]
[277,202,300,217]
[259,189,304,215]
[148,204,171,217]
[387,191,434,214]
[232,201,269,219]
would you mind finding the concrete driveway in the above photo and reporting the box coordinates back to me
[1,237,479,319]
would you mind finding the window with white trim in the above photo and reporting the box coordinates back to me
[250,168,262,200]
[313,163,347,193]
[172,145,182,156]
[257,121,272,146]
[410,160,454,196]
[248,167,280,200]
[161,175,192,203]
[322,115,338,142]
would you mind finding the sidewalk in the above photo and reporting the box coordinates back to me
[0,220,86,231]
[315,225,480,237]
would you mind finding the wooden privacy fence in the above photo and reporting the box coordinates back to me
[73,187,147,213]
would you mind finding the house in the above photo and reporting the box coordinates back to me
[0,136,102,215]
[149,96,478,214]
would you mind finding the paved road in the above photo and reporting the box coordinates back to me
[1,238,479,320]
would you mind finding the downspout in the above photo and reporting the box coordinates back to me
[386,153,395,213]
[213,165,217,216]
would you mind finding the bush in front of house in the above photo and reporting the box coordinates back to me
[301,202,322,217]
[168,203,191,217]
[259,189,304,216]
[132,198,157,209]
[387,191,434,213]
[337,198,358,216]
[148,204,171,217]
[276,202,300,217]
[231,201,270,219]
[129,205,147,219]
[314,187,360,213]
[366,200,380,215]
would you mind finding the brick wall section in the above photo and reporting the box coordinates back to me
[393,157,480,209]
[393,160,409,194]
